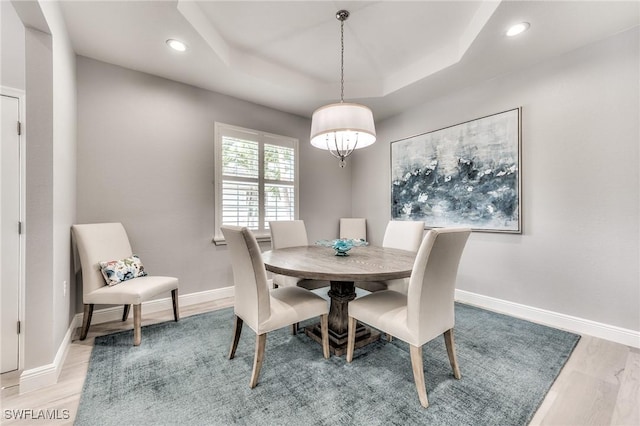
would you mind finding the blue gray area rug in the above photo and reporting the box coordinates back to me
[75,303,579,425]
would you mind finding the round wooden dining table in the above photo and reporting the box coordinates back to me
[262,245,416,356]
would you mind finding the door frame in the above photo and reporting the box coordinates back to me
[1,85,26,371]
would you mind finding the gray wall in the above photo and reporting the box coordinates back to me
[352,28,639,332]
[1,1,25,90]
[41,0,77,359]
[9,0,77,370]
[76,56,352,312]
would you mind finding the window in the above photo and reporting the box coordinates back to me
[214,123,299,243]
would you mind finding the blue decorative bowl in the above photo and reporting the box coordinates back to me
[332,239,353,256]
[315,238,368,256]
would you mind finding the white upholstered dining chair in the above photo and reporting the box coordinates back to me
[346,227,471,408]
[339,218,367,241]
[381,220,425,293]
[357,220,424,293]
[72,223,179,346]
[222,225,330,388]
[268,220,308,289]
[269,219,324,334]
[382,220,425,251]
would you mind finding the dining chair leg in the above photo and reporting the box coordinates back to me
[320,314,330,359]
[290,323,298,335]
[409,344,429,408]
[345,316,357,362]
[171,289,180,321]
[249,333,266,389]
[133,304,142,346]
[444,328,461,379]
[79,304,94,340]
[122,304,131,321]
[229,315,243,359]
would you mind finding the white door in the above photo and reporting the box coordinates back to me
[1,94,21,373]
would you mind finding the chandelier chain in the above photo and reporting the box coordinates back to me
[340,18,345,103]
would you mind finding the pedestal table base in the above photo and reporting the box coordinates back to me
[304,280,380,356]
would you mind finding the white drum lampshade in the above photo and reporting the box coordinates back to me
[310,102,376,152]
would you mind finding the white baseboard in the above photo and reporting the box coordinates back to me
[19,286,234,394]
[455,289,640,349]
[19,316,74,394]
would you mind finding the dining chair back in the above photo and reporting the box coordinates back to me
[346,227,471,408]
[380,220,425,293]
[269,220,308,249]
[72,223,179,346]
[222,225,330,388]
[223,225,272,330]
[382,220,425,251]
[339,218,367,240]
[268,220,310,291]
[407,228,471,342]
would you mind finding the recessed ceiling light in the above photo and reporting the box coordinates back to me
[166,39,187,52]
[506,22,530,37]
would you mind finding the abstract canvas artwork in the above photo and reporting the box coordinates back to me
[391,108,521,233]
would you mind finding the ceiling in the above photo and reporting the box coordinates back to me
[59,1,639,120]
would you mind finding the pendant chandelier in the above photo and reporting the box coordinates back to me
[310,10,376,168]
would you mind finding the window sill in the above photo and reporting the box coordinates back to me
[212,234,272,246]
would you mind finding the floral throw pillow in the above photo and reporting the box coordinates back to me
[99,255,147,286]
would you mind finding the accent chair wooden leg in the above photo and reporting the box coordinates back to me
[133,304,142,346]
[80,304,94,340]
[444,328,461,379]
[229,315,243,359]
[320,314,329,359]
[171,289,180,322]
[122,304,131,321]
[291,322,300,336]
[386,333,393,342]
[249,333,266,389]
[410,344,429,408]
[346,316,357,362]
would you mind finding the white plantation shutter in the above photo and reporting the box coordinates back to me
[222,137,259,179]
[221,181,259,228]
[221,136,259,228]
[264,141,295,228]
[214,123,299,243]
[264,184,295,224]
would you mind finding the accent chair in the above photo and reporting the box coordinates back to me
[72,222,179,346]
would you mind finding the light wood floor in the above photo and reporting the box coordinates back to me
[1,299,638,425]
